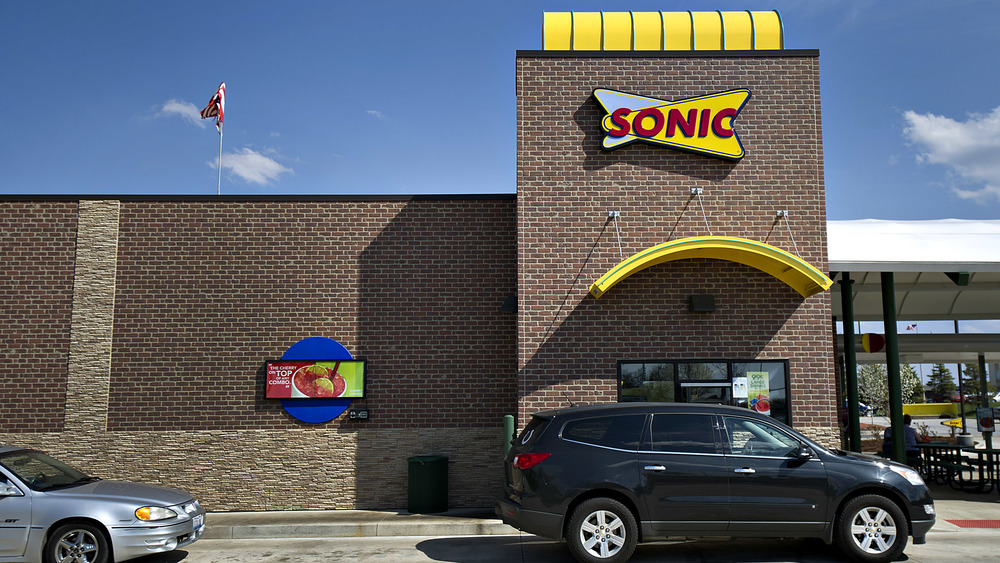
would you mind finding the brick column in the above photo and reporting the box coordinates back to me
[65,200,120,433]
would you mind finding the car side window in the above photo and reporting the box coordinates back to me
[723,416,800,457]
[649,414,717,454]
[0,477,21,496]
[561,414,645,451]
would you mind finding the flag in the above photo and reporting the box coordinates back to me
[200,82,225,133]
[906,324,917,331]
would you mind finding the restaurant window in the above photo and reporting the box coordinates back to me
[733,362,790,425]
[618,360,791,424]
[620,362,675,402]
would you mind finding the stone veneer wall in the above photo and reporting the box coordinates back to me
[2,428,504,510]
[1,197,516,511]
[65,200,119,433]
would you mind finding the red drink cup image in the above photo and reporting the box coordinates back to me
[754,395,771,415]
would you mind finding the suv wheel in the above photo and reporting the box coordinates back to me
[565,498,637,563]
[837,494,908,563]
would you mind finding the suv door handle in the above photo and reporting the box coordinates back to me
[734,467,756,475]
[643,465,667,472]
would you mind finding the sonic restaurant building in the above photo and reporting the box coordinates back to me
[0,12,837,511]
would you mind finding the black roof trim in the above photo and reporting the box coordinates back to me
[0,193,517,203]
[517,49,818,58]
[532,402,760,418]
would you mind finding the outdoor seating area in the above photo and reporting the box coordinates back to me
[917,442,1000,494]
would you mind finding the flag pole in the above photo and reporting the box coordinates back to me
[201,82,226,195]
[217,125,223,195]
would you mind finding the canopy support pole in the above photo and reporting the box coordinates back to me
[840,273,861,452]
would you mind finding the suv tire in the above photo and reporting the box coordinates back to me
[837,494,908,563]
[565,497,637,563]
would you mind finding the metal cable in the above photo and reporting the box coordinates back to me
[613,213,623,261]
[696,191,713,235]
[781,212,801,255]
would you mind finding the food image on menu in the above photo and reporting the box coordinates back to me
[292,364,346,398]
[266,359,366,399]
[750,394,771,414]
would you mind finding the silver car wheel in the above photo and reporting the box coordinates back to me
[46,525,107,563]
[56,529,100,563]
[578,509,627,559]
[848,505,898,555]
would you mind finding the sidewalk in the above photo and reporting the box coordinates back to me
[925,482,1000,529]
[203,484,1000,540]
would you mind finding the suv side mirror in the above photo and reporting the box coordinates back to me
[0,481,24,497]
[796,446,813,461]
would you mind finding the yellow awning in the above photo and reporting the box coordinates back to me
[589,236,833,299]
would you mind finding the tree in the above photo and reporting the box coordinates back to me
[858,364,922,415]
[961,364,996,403]
[902,364,924,403]
[926,363,956,402]
[858,364,887,413]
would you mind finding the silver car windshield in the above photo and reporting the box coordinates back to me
[0,450,96,491]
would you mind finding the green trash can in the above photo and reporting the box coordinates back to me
[407,455,448,513]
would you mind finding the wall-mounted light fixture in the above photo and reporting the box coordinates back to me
[689,294,716,313]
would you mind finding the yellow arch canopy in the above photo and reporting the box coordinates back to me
[589,236,833,299]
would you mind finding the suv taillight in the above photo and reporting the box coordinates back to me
[513,452,551,470]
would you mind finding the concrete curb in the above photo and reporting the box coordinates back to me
[203,508,519,539]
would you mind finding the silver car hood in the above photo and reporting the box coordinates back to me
[47,479,194,506]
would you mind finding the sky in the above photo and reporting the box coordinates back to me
[2,0,1000,221]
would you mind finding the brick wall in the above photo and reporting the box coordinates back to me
[109,198,517,431]
[515,52,836,443]
[0,201,77,432]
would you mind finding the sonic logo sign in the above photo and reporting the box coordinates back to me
[593,88,751,161]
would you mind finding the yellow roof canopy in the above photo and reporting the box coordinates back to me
[543,10,783,51]
[589,236,833,299]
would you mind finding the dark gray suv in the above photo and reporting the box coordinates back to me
[495,403,934,563]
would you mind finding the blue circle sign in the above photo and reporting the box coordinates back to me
[279,337,353,423]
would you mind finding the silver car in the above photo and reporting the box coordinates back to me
[0,445,205,563]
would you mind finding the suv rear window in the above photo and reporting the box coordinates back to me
[561,414,645,451]
[516,416,550,447]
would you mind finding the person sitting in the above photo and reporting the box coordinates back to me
[882,414,922,464]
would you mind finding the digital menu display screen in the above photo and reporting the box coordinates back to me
[266,360,366,399]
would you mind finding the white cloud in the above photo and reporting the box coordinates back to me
[210,148,292,185]
[366,110,386,119]
[158,99,205,128]
[902,106,1000,203]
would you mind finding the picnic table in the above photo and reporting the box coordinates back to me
[956,448,1000,493]
[916,442,973,486]
[917,442,1000,493]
